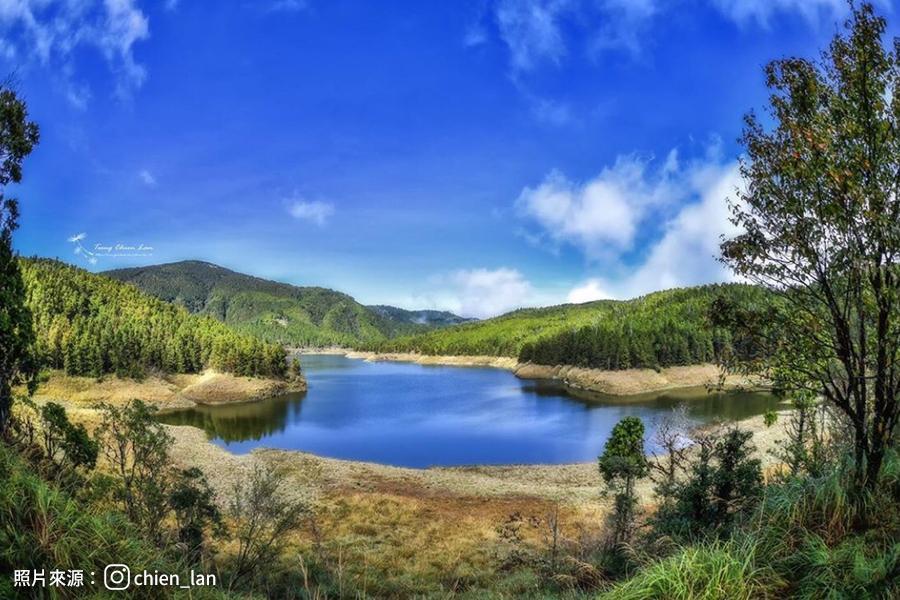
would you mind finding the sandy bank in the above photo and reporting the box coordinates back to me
[344,350,519,370]
[332,350,747,396]
[33,369,306,410]
[514,363,748,396]
[165,409,788,510]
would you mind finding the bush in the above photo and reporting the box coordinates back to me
[0,444,220,599]
[652,427,762,542]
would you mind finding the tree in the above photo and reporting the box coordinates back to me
[652,427,762,541]
[598,417,648,546]
[169,467,222,565]
[95,400,173,542]
[720,3,900,495]
[0,84,39,431]
[225,463,310,591]
[38,401,98,472]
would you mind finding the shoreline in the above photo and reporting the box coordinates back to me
[162,408,787,507]
[310,349,751,396]
[32,369,307,411]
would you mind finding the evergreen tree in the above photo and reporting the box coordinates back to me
[0,84,39,431]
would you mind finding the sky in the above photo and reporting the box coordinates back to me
[5,0,895,318]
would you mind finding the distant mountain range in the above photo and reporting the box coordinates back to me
[104,261,469,348]
[366,305,475,327]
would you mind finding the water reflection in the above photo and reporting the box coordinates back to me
[158,354,782,467]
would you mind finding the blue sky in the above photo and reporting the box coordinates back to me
[5,0,892,317]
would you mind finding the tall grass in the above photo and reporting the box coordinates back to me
[0,444,228,599]
[599,452,900,599]
[596,539,779,600]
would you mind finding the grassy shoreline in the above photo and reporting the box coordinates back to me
[30,371,788,595]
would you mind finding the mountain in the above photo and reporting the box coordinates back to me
[103,261,453,347]
[366,305,474,327]
[20,258,288,378]
[369,284,766,370]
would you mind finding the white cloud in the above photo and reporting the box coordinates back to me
[463,23,488,47]
[495,0,573,73]
[530,96,574,126]
[516,151,680,258]
[138,168,156,186]
[391,267,548,319]
[710,0,848,27]
[288,199,334,226]
[482,0,861,79]
[561,155,744,299]
[566,279,613,303]
[0,0,150,100]
[448,268,534,318]
[591,0,657,55]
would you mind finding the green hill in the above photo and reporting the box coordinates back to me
[366,305,475,327]
[103,261,461,347]
[369,298,620,357]
[21,258,287,378]
[371,284,765,370]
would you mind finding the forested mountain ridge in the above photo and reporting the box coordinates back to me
[371,284,766,371]
[21,258,288,378]
[104,261,459,347]
[369,298,620,357]
[366,305,475,327]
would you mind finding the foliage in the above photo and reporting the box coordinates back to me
[21,257,288,378]
[377,284,765,370]
[772,392,832,478]
[652,427,762,542]
[224,462,311,591]
[104,260,450,347]
[38,401,98,471]
[0,443,228,600]
[0,84,39,431]
[596,538,778,600]
[370,297,616,357]
[169,467,222,565]
[599,417,649,547]
[521,285,767,370]
[719,2,900,495]
[95,400,175,542]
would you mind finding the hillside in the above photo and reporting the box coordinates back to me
[366,305,475,327]
[21,258,288,378]
[104,261,460,347]
[369,298,620,357]
[371,284,765,370]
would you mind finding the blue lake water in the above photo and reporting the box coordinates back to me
[159,354,779,468]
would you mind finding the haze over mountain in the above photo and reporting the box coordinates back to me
[366,305,475,328]
[104,261,467,348]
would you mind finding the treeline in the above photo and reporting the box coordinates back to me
[371,284,766,370]
[104,260,430,348]
[369,300,617,357]
[519,285,765,370]
[21,258,287,379]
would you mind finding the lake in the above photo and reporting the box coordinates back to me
[159,354,780,468]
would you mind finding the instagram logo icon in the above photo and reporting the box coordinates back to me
[103,564,131,590]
